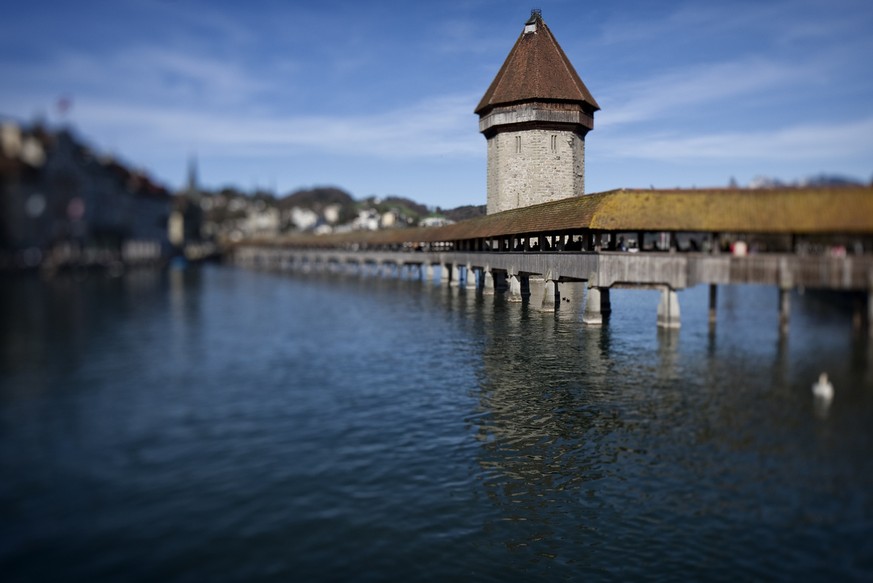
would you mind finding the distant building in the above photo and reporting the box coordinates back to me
[380,211,396,228]
[288,207,320,231]
[245,202,280,236]
[419,216,454,228]
[353,209,380,231]
[476,10,599,214]
[0,121,170,269]
[323,203,342,225]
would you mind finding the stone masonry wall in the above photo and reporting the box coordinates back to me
[486,128,585,214]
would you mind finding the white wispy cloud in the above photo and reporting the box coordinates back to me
[597,57,807,127]
[600,116,873,161]
[71,92,482,159]
[595,0,863,49]
[0,44,273,113]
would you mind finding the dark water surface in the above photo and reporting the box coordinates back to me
[2,265,872,581]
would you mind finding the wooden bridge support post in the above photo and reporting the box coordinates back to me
[425,263,435,282]
[600,287,611,316]
[709,284,718,325]
[867,292,873,340]
[778,258,792,335]
[450,263,461,288]
[868,271,873,340]
[657,287,681,329]
[778,288,791,335]
[495,270,508,293]
[441,263,452,286]
[482,267,495,295]
[521,275,532,300]
[853,294,864,332]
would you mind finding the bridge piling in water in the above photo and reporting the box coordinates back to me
[868,272,873,340]
[483,267,495,295]
[521,275,533,300]
[657,287,681,329]
[709,284,718,326]
[600,288,611,316]
[779,288,791,335]
[466,264,477,290]
[583,285,603,326]
[541,272,560,311]
[869,291,873,340]
[508,272,523,303]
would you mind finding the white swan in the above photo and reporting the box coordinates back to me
[812,372,834,402]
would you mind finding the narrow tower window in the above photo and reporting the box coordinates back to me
[550,135,557,152]
[515,135,521,153]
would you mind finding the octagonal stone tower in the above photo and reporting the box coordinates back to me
[476,10,599,214]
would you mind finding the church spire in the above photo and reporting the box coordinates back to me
[186,154,198,194]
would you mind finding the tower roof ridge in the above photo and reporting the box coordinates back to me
[475,12,599,114]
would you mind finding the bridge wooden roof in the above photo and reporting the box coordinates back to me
[428,187,873,240]
[246,187,873,248]
[475,12,599,115]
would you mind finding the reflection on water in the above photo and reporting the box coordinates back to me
[1,267,872,580]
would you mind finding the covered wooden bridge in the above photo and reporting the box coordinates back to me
[233,186,873,333]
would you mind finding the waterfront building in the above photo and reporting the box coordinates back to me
[476,10,599,215]
[0,121,170,269]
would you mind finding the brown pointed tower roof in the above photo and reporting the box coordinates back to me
[475,11,600,115]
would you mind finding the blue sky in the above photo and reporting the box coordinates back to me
[1,0,871,208]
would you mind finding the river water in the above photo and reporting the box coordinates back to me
[1,265,872,581]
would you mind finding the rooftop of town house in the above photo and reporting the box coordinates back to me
[475,10,599,115]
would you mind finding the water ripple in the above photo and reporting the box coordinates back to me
[1,269,873,581]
